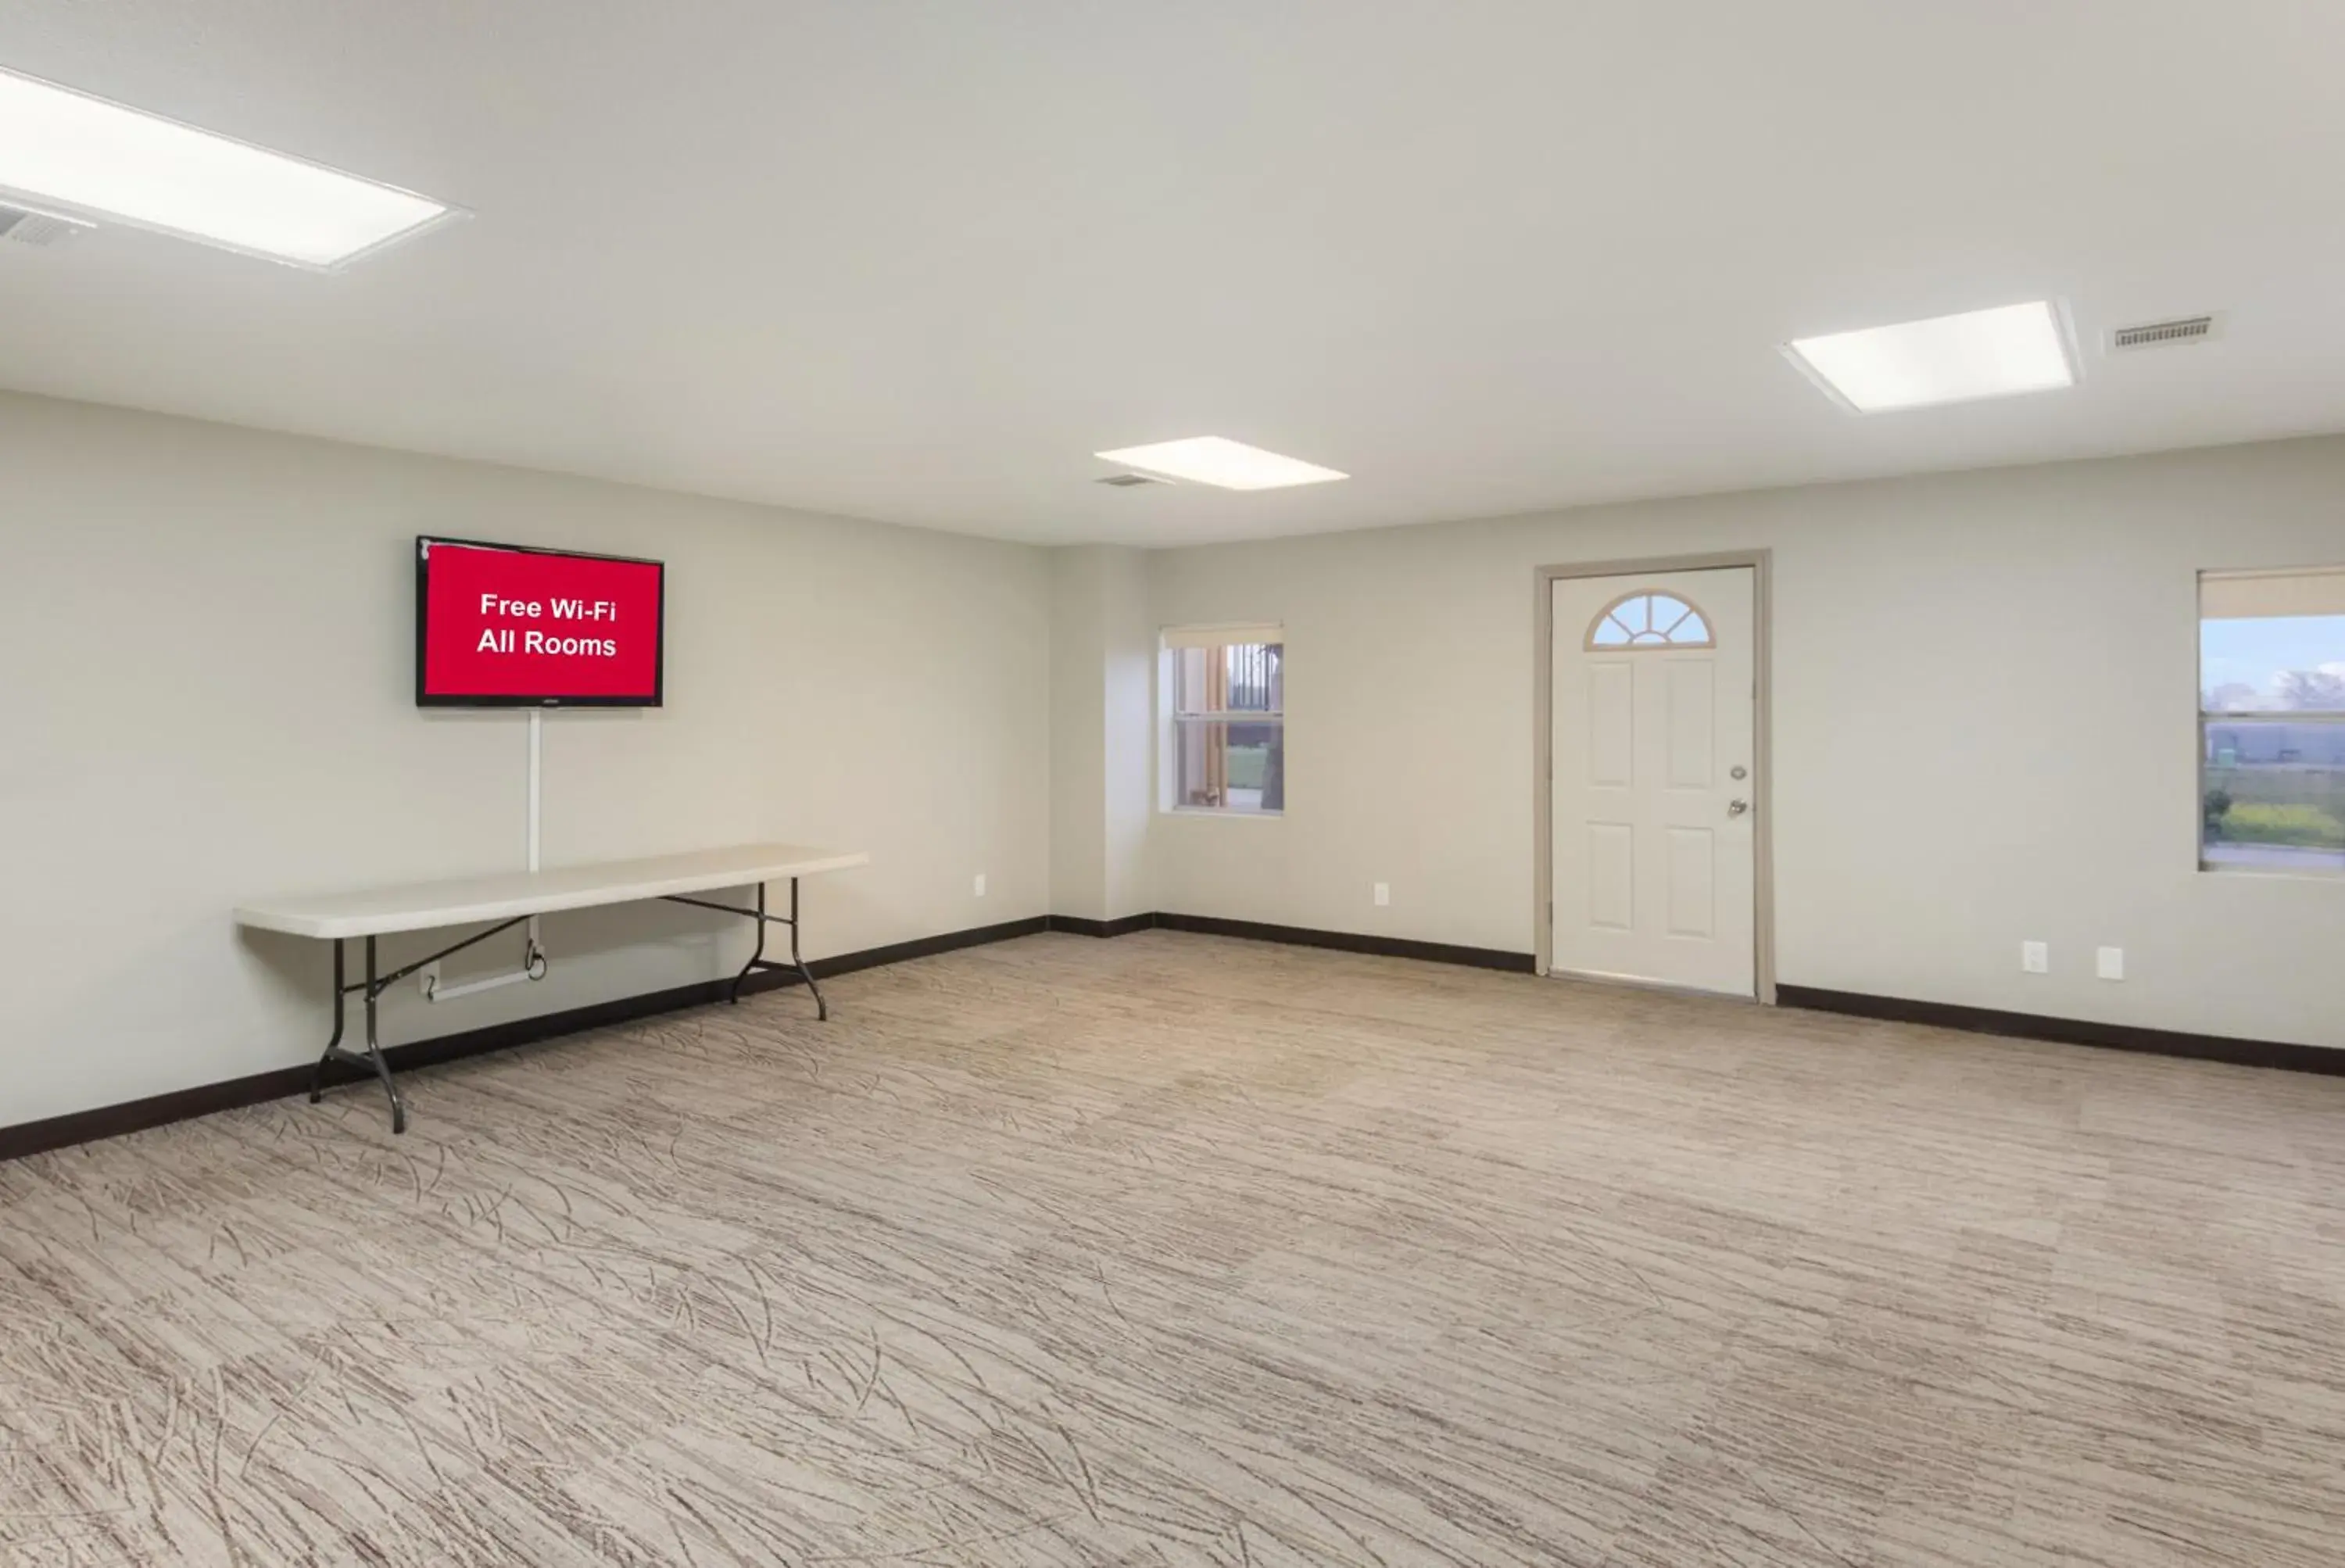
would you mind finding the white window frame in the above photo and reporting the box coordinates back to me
[2198,567,2345,877]
[1162,625,1284,817]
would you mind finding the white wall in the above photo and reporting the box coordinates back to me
[1047,546,1155,922]
[1148,435,2345,1051]
[12,392,2342,1135]
[1101,549,1155,922]
[1048,548,1109,920]
[0,393,1049,1127]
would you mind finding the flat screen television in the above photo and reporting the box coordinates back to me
[415,536,665,707]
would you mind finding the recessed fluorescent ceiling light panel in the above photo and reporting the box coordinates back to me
[1094,437,1348,490]
[1785,300,2076,412]
[0,66,456,268]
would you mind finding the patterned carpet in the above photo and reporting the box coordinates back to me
[3,930,2343,1566]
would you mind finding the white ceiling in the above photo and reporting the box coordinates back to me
[4,2,2343,546]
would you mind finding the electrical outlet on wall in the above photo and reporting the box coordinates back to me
[1373,882,1391,907]
[2096,946,2124,981]
[973,873,986,898]
[2021,940,2050,974]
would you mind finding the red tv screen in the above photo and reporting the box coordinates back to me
[416,537,664,707]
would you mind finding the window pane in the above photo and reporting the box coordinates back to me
[1172,645,1210,716]
[1174,642,1283,716]
[1225,643,1282,712]
[2201,614,2345,714]
[1173,718,1283,812]
[2203,718,2345,872]
[1585,591,1714,650]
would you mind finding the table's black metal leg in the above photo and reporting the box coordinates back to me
[362,936,408,1134]
[307,937,406,1132]
[729,882,768,1004]
[309,939,346,1104]
[791,877,828,1021]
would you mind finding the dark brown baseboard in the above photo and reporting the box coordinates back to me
[0,915,1051,1164]
[1101,910,1538,973]
[1044,912,1158,939]
[1776,984,2344,1077]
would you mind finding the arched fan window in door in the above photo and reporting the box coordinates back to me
[1585,591,1714,650]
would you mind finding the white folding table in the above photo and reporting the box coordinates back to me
[235,843,869,1133]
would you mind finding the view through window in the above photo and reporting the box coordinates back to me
[1587,591,1714,649]
[1167,630,1283,814]
[2200,569,2345,874]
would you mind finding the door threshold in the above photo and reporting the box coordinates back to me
[1544,966,1757,1004]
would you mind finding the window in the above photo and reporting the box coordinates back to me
[2200,569,2345,875]
[1587,591,1713,649]
[1165,626,1283,814]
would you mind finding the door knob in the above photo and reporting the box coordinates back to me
[1727,798,1749,817]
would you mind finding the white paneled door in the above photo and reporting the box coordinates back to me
[1550,567,1756,997]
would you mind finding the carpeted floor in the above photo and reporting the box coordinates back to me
[4,930,2343,1566]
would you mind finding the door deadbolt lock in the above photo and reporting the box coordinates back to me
[1730,764,1748,780]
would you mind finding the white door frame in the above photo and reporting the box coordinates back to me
[1534,552,1776,1002]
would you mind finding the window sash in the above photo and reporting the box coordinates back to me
[1170,717,1283,814]
[2199,710,2345,722]
[2199,715,2345,873]
[1172,650,1282,715]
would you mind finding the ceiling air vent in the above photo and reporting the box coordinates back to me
[0,203,93,248]
[1096,473,1166,488]
[2108,314,2217,352]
